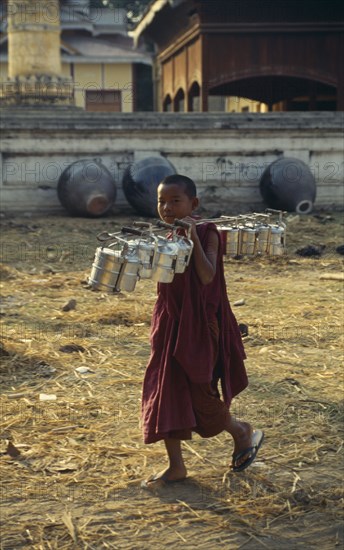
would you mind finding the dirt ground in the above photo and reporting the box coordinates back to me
[0,210,343,550]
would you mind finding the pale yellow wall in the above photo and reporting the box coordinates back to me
[226,96,268,113]
[0,60,134,111]
[104,64,133,113]
[0,61,8,80]
[74,63,102,87]
[60,62,133,111]
[73,63,102,108]
[61,63,71,77]
[74,89,86,109]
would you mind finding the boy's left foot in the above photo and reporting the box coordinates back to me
[142,466,187,489]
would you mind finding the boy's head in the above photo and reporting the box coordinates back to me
[157,175,199,223]
[160,175,197,199]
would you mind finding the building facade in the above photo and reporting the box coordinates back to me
[133,0,344,112]
[0,0,153,111]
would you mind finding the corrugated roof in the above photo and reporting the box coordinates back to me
[61,36,152,64]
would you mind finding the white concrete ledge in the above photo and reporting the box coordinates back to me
[1,110,343,213]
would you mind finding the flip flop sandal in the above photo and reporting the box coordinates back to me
[231,429,265,473]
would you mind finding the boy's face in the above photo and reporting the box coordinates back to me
[157,183,198,224]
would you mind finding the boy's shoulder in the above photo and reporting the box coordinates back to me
[196,220,219,234]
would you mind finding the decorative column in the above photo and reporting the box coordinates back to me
[0,0,74,105]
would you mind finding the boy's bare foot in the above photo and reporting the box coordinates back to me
[143,466,187,488]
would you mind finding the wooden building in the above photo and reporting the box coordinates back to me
[133,0,344,112]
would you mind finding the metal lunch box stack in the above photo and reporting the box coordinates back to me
[88,220,194,293]
[88,209,286,293]
[216,209,286,258]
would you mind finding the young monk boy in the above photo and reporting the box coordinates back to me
[141,175,264,487]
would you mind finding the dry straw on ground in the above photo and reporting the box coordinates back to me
[0,212,343,549]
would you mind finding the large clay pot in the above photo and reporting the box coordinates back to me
[58,159,116,217]
[122,156,176,217]
[259,157,316,214]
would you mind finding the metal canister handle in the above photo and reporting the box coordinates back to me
[96,231,119,242]
[132,221,152,229]
[174,220,191,230]
[156,220,175,230]
[121,226,145,236]
[174,219,192,239]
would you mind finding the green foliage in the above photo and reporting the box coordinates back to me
[90,0,152,25]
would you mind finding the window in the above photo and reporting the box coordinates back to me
[174,89,185,112]
[163,95,172,111]
[85,90,121,112]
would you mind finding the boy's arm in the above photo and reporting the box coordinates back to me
[181,217,218,285]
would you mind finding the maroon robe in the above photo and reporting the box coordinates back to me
[142,222,248,443]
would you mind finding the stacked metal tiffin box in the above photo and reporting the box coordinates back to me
[215,209,287,258]
[88,210,287,294]
[88,220,194,293]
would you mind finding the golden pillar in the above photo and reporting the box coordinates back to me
[1,0,74,105]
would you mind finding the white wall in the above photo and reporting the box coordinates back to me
[0,111,343,213]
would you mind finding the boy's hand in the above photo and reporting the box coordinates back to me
[180,217,218,285]
[180,216,198,241]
